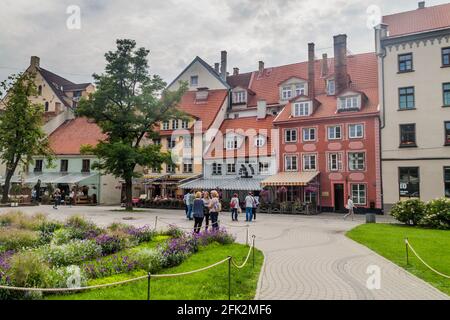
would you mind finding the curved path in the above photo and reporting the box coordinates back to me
[5,205,448,300]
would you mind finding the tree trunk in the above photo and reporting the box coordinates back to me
[1,169,14,204]
[125,176,133,211]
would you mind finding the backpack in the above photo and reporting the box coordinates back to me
[230,199,236,208]
[215,200,222,212]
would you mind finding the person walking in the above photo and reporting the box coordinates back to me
[69,188,76,207]
[202,191,211,231]
[230,193,240,221]
[53,188,61,210]
[343,196,355,221]
[245,192,255,222]
[187,190,195,221]
[252,193,259,221]
[208,190,221,230]
[183,191,190,218]
[192,192,205,233]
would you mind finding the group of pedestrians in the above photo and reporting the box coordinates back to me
[183,190,259,233]
[184,190,221,233]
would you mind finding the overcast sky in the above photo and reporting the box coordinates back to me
[0,0,448,85]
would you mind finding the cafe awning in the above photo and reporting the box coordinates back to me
[179,178,263,191]
[21,172,99,185]
[260,171,320,187]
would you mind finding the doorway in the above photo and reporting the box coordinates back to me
[334,184,345,212]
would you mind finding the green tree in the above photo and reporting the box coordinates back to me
[77,39,188,210]
[0,72,53,203]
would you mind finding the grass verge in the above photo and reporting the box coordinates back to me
[347,223,449,296]
[47,242,263,300]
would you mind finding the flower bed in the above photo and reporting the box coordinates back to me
[0,211,236,300]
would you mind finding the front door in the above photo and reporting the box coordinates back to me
[334,184,345,212]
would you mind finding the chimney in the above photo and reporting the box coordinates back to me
[308,43,315,99]
[233,67,239,76]
[258,61,265,73]
[214,63,220,73]
[321,53,328,77]
[257,100,267,119]
[418,1,425,9]
[220,51,227,81]
[333,34,348,94]
[30,56,40,71]
[375,24,389,56]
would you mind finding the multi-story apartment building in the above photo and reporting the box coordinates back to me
[144,55,230,199]
[375,2,450,210]
[266,36,382,212]
[0,56,122,204]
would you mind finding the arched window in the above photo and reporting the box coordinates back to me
[38,85,42,95]
[44,102,49,112]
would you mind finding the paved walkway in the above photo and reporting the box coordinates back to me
[3,205,448,300]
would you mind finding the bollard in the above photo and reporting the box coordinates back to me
[228,257,231,300]
[154,216,158,230]
[147,273,151,301]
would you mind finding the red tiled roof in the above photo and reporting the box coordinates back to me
[383,3,450,37]
[49,117,106,155]
[227,72,252,89]
[205,115,276,159]
[159,89,228,134]
[230,52,378,108]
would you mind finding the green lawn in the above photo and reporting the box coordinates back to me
[47,243,263,300]
[347,223,450,296]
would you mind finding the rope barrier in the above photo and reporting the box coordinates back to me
[231,237,255,269]
[405,238,450,279]
[0,235,257,294]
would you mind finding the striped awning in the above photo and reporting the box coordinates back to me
[260,171,320,187]
[179,178,263,191]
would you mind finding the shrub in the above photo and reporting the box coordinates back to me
[132,248,163,274]
[64,215,102,239]
[390,199,426,225]
[38,239,102,267]
[194,228,235,246]
[95,234,126,255]
[81,253,141,279]
[107,223,155,245]
[0,211,47,230]
[0,228,40,251]
[7,251,51,288]
[163,224,185,238]
[158,236,197,268]
[46,265,88,289]
[420,198,450,230]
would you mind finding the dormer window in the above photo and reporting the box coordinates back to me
[338,95,360,111]
[233,91,247,104]
[327,79,335,95]
[282,86,293,100]
[293,101,312,117]
[295,83,306,96]
[172,119,179,130]
[225,135,239,150]
[190,75,198,86]
[181,120,189,129]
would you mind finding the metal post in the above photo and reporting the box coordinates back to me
[405,238,409,265]
[154,216,158,230]
[252,235,256,268]
[246,226,249,246]
[228,257,231,300]
[147,273,151,300]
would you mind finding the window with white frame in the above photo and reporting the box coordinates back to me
[302,154,317,171]
[227,163,236,174]
[284,129,297,143]
[328,125,342,140]
[167,164,176,173]
[255,135,266,147]
[233,91,247,104]
[162,121,169,130]
[339,96,360,110]
[172,119,179,130]
[285,155,298,171]
[212,163,222,175]
[183,162,193,173]
[190,75,198,86]
[302,128,316,142]
[181,120,189,129]
[327,79,335,95]
[304,191,317,204]
[293,101,311,117]
[351,184,366,205]
[183,136,192,148]
[259,162,270,174]
[282,86,292,100]
[328,153,342,171]
[349,124,364,139]
[295,83,306,96]
[225,135,239,150]
[348,152,365,171]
